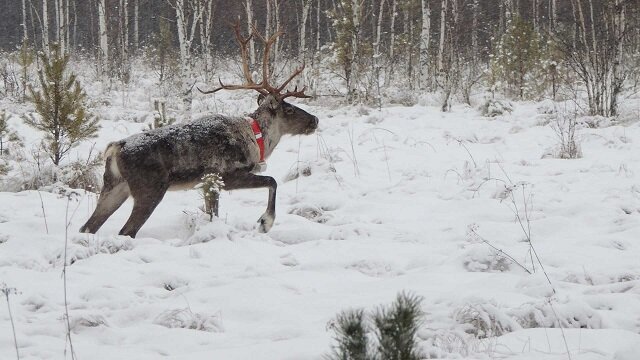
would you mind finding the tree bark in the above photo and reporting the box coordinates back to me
[245,0,255,67]
[120,0,129,67]
[437,0,447,71]
[299,0,311,61]
[43,0,50,49]
[134,0,139,50]
[22,0,28,42]
[173,0,203,115]
[98,0,109,75]
[419,0,432,89]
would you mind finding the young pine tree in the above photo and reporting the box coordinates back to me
[373,292,424,360]
[24,45,99,166]
[326,308,370,360]
[491,17,548,99]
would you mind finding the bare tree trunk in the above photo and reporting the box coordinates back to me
[72,0,77,49]
[315,0,321,53]
[245,0,255,67]
[43,0,50,49]
[437,0,447,71]
[471,0,478,55]
[373,0,386,108]
[532,0,538,31]
[22,0,28,42]
[120,0,129,68]
[299,0,311,61]
[266,0,271,38]
[199,0,215,81]
[388,0,397,60]
[54,0,67,53]
[273,0,281,68]
[65,0,70,49]
[550,0,556,30]
[175,0,190,113]
[173,0,203,116]
[349,0,361,101]
[419,0,431,89]
[299,0,311,87]
[382,0,398,86]
[98,0,109,75]
[610,0,625,115]
[54,0,60,47]
[134,0,139,50]
[441,0,460,112]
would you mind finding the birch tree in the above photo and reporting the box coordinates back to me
[54,0,68,53]
[97,0,109,75]
[419,0,431,89]
[22,0,28,43]
[119,0,129,71]
[42,0,50,50]
[436,0,447,71]
[560,0,629,116]
[133,0,139,50]
[244,0,256,67]
[383,0,398,86]
[295,0,312,89]
[171,0,203,115]
[373,0,386,107]
[199,0,216,81]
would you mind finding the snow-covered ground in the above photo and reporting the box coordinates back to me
[1,92,640,359]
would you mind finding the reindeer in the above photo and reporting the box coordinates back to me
[79,24,318,238]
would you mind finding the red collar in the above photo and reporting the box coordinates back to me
[248,117,265,162]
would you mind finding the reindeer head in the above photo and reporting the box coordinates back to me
[200,22,318,137]
[256,94,318,136]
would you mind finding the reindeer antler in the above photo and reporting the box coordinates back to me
[198,21,310,101]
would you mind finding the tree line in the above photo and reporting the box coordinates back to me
[1,0,639,116]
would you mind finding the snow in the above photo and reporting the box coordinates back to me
[2,93,640,359]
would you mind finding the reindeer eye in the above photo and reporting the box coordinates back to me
[284,107,294,115]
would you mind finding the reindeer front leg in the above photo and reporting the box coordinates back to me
[223,170,277,232]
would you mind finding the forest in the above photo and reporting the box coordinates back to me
[1,0,639,115]
[1,1,640,360]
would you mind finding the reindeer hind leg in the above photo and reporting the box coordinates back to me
[118,186,168,238]
[80,182,130,234]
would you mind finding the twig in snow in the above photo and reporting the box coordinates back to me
[547,299,573,360]
[296,136,301,193]
[37,190,49,234]
[63,195,78,360]
[347,123,360,177]
[382,138,391,182]
[453,137,478,168]
[1,284,20,360]
[467,225,532,274]
[471,177,509,198]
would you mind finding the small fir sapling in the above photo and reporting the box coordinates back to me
[326,292,425,360]
[326,308,370,360]
[199,173,224,221]
[373,292,425,360]
[1,283,20,360]
[24,44,99,166]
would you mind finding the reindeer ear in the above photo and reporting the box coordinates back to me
[258,94,280,110]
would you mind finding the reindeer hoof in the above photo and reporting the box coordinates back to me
[257,213,274,233]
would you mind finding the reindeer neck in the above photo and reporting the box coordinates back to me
[248,108,283,159]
